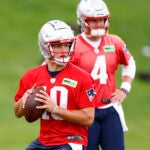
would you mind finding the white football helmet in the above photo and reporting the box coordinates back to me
[38,20,75,65]
[77,0,110,37]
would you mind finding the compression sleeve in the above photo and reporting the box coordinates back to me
[122,56,136,79]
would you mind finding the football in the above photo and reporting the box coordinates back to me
[24,86,45,123]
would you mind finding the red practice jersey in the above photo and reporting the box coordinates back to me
[71,34,132,108]
[14,63,95,146]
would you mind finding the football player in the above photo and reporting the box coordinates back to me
[71,0,136,150]
[14,20,95,150]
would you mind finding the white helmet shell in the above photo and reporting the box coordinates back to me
[38,20,75,64]
[77,0,110,37]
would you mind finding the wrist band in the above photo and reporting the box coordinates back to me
[120,82,131,93]
[120,88,129,95]
[52,105,58,114]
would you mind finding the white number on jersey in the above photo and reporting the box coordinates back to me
[42,86,68,120]
[91,55,108,84]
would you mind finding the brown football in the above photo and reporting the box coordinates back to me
[24,86,45,123]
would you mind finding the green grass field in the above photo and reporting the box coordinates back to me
[0,0,150,149]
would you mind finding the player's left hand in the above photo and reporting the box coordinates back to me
[35,90,57,113]
[111,89,127,105]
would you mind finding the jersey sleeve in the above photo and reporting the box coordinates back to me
[113,35,132,65]
[14,69,36,101]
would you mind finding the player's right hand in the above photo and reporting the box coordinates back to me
[22,84,36,108]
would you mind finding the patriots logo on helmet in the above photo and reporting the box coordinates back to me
[86,88,95,101]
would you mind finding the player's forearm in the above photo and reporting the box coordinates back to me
[121,56,136,94]
[54,107,94,127]
[120,75,133,95]
[122,76,133,84]
[14,98,24,118]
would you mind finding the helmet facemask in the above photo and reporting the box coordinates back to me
[42,39,75,65]
[81,16,110,37]
[77,0,110,38]
[38,20,75,65]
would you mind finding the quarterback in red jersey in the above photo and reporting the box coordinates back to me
[71,0,136,150]
[14,20,95,150]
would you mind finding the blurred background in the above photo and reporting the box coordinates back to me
[0,0,150,149]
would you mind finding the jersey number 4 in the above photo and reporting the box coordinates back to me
[91,55,108,84]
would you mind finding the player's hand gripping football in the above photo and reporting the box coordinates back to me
[22,84,36,109]
[35,90,57,113]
